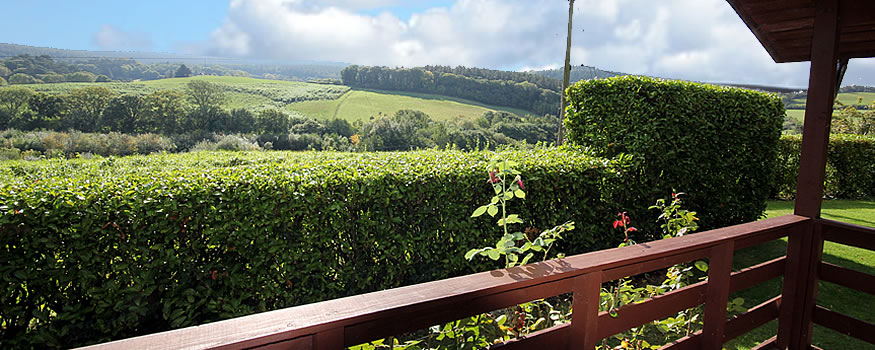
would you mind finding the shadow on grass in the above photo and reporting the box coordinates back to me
[822,212,875,227]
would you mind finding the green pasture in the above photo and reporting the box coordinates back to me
[22,76,349,112]
[21,77,526,122]
[787,91,875,107]
[286,88,527,122]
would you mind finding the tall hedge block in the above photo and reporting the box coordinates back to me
[564,76,785,232]
[0,149,628,347]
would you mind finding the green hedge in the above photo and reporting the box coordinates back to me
[564,76,784,233]
[774,134,875,199]
[0,149,629,347]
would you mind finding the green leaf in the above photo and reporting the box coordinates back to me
[487,205,498,217]
[514,189,526,199]
[496,314,507,325]
[505,214,523,224]
[487,249,500,260]
[520,252,534,265]
[471,205,488,217]
[694,260,709,272]
[464,248,480,260]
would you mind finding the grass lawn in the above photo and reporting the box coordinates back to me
[786,109,805,122]
[726,200,875,349]
[286,88,529,122]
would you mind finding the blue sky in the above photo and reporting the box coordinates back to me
[1,0,227,52]
[0,0,453,53]
[2,0,875,87]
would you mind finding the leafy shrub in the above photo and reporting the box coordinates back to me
[0,130,176,158]
[0,149,629,347]
[773,134,875,199]
[191,134,261,152]
[0,148,19,161]
[565,76,784,234]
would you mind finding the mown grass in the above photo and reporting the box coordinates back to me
[286,88,527,122]
[726,200,875,349]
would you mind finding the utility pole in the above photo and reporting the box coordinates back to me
[557,0,574,145]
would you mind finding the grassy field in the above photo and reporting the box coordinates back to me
[784,91,875,125]
[286,88,529,122]
[787,91,875,108]
[24,76,349,112]
[21,77,525,122]
[726,200,875,349]
[786,109,806,122]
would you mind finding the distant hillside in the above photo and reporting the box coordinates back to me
[528,65,624,83]
[0,43,346,81]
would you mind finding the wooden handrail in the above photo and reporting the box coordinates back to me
[81,215,809,350]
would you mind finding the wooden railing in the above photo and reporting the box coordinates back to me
[82,215,875,350]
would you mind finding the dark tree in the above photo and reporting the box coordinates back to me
[175,64,192,78]
[255,109,292,134]
[185,80,225,109]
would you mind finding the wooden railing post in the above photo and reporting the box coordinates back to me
[569,271,602,350]
[795,221,824,349]
[701,242,734,350]
[777,224,810,349]
[777,221,824,350]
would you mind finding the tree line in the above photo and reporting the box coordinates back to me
[0,54,345,85]
[0,81,560,155]
[341,65,561,116]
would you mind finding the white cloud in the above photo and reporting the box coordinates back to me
[202,0,875,87]
[94,25,152,51]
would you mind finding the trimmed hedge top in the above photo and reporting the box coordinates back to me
[564,76,785,231]
[0,149,630,347]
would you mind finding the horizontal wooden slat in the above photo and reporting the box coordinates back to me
[659,334,699,350]
[490,323,570,349]
[724,296,781,342]
[80,215,808,350]
[659,290,781,349]
[598,282,707,339]
[251,336,312,350]
[344,277,574,346]
[601,255,785,342]
[734,226,792,251]
[602,249,708,282]
[729,256,786,293]
[750,335,778,350]
[820,218,875,251]
[819,262,875,296]
[812,305,875,344]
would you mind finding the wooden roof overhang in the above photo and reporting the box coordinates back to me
[728,0,875,63]
[730,0,875,219]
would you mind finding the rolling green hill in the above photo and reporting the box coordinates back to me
[18,76,522,122]
[22,76,349,112]
[287,89,528,122]
[784,91,875,124]
[785,91,875,109]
